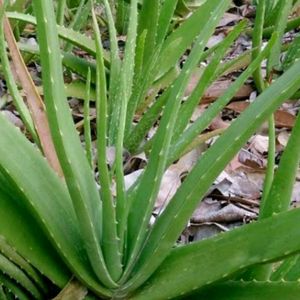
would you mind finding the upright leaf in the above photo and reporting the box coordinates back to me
[124,52,300,293]
[123,0,231,283]
[32,0,116,288]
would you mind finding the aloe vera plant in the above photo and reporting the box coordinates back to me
[1,0,300,299]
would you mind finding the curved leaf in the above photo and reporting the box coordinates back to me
[132,207,300,299]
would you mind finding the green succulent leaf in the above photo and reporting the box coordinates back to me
[282,34,300,71]
[188,281,300,300]
[6,11,109,61]
[123,38,300,294]
[132,207,300,299]
[123,0,231,285]
[0,252,42,299]
[32,0,115,289]
[0,113,107,296]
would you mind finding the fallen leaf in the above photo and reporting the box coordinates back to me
[277,131,290,147]
[238,148,266,169]
[218,12,242,27]
[207,33,225,49]
[192,199,256,223]
[202,80,253,104]
[249,134,269,155]
[2,110,23,129]
[227,101,296,128]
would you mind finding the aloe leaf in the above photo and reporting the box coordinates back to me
[284,256,300,280]
[171,20,246,143]
[115,0,129,35]
[6,11,109,61]
[1,7,63,176]
[92,6,122,282]
[69,0,91,32]
[0,284,5,300]
[124,46,161,143]
[32,0,117,288]
[0,181,69,288]
[64,0,91,52]
[260,15,300,38]
[252,0,266,92]
[103,0,122,144]
[114,0,138,251]
[137,0,160,72]
[247,53,300,281]
[251,0,276,232]
[123,43,300,293]
[110,0,139,146]
[130,29,146,109]
[265,0,277,17]
[6,12,96,54]
[188,281,300,300]
[156,0,227,77]
[267,0,293,75]
[0,11,37,143]
[64,80,96,100]
[265,0,283,27]
[125,86,170,153]
[123,0,231,282]
[156,0,178,46]
[260,115,276,209]
[0,253,42,299]
[84,68,92,167]
[0,236,46,292]
[124,0,226,144]
[136,66,179,115]
[121,0,137,101]
[282,33,300,71]
[16,42,98,83]
[56,0,66,25]
[261,94,300,217]
[0,273,31,300]
[131,207,300,299]
[127,40,228,153]
[271,255,299,281]
[60,52,97,83]
[167,36,275,164]
[0,114,110,297]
